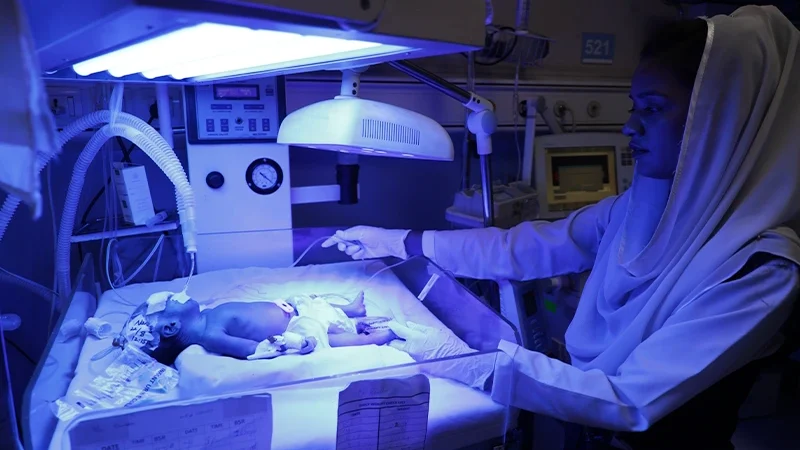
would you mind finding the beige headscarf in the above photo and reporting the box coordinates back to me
[567,5,800,373]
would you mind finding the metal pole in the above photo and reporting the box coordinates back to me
[461,52,477,190]
[388,61,472,104]
[480,154,494,227]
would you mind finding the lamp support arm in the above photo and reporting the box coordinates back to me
[388,60,497,227]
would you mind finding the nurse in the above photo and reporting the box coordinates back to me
[324,5,800,449]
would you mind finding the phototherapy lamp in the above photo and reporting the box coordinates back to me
[0,0,503,287]
[25,0,488,83]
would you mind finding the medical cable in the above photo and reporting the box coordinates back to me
[119,235,164,286]
[292,236,423,292]
[98,144,111,290]
[513,54,523,181]
[183,253,196,293]
[362,255,422,286]
[2,338,34,366]
[108,235,165,287]
[47,164,60,332]
[153,234,165,282]
[290,235,336,268]
[104,241,137,307]
[0,267,58,302]
[461,26,519,66]
[0,309,23,450]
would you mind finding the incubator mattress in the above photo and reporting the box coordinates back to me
[50,261,513,449]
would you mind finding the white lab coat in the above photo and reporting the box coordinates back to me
[423,200,800,431]
[422,6,800,432]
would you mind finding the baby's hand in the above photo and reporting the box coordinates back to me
[299,336,317,355]
[247,338,286,360]
[364,328,398,346]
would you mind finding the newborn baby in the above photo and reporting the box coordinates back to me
[114,290,397,365]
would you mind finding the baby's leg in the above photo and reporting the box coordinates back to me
[335,291,367,318]
[353,316,391,334]
[329,328,397,347]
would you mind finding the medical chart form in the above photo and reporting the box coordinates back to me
[65,395,273,450]
[336,374,431,450]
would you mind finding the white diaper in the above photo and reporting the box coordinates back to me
[286,315,330,348]
[286,294,357,336]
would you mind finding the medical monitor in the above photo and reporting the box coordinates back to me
[535,133,633,219]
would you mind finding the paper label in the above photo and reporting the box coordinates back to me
[67,395,272,450]
[336,374,430,450]
[124,315,154,348]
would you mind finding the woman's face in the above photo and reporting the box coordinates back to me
[623,60,694,179]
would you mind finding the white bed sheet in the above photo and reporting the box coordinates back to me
[49,261,513,450]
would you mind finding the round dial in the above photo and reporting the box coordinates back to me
[246,158,283,195]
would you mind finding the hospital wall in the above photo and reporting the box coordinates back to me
[366,0,678,83]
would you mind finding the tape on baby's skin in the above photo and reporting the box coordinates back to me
[124,315,155,348]
[145,292,171,315]
[274,300,295,314]
[145,290,191,315]
[172,290,190,304]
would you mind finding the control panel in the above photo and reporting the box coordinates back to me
[186,78,284,144]
[184,76,292,272]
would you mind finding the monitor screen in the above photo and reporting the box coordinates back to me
[551,154,610,192]
[213,84,260,101]
[545,146,618,210]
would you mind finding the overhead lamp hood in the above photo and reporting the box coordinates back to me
[24,0,487,83]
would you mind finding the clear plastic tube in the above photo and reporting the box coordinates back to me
[117,234,165,287]
[0,111,197,249]
[56,122,196,297]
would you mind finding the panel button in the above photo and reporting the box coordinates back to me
[262,119,270,131]
[206,171,225,189]
[248,118,257,132]
[205,119,214,132]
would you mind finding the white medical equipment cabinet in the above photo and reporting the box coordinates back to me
[184,77,296,272]
[24,234,522,450]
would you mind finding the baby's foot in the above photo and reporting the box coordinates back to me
[364,328,398,346]
[350,291,367,317]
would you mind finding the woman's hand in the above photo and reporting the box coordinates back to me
[388,320,494,390]
[387,320,474,361]
[322,226,411,260]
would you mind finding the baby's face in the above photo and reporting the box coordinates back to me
[163,297,200,317]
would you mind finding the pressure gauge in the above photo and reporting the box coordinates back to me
[245,158,283,195]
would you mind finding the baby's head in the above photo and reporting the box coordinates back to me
[114,291,202,365]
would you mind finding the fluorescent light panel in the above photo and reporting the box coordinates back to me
[73,23,413,80]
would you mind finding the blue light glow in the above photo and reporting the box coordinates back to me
[72,23,414,81]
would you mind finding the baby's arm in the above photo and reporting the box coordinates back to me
[202,331,259,359]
